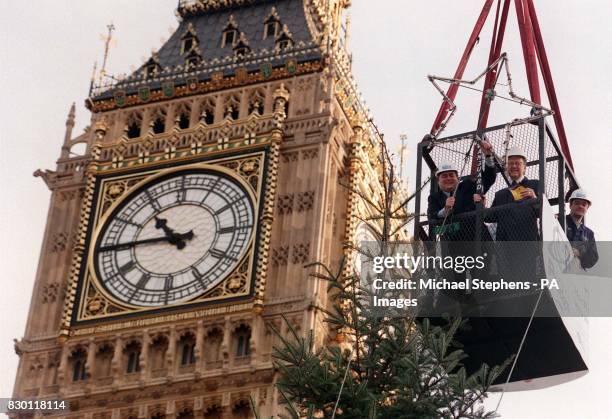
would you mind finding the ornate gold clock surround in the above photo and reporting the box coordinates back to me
[69,150,269,327]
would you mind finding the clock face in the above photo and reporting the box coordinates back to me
[92,169,255,307]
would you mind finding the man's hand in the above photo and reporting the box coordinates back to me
[573,248,581,257]
[473,194,486,205]
[519,187,536,199]
[481,139,493,156]
[445,196,455,214]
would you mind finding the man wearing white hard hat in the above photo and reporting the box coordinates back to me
[424,140,497,314]
[427,139,497,240]
[490,146,540,241]
[566,188,598,269]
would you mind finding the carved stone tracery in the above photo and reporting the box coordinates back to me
[41,282,62,304]
[291,242,310,264]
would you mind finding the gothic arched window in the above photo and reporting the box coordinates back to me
[276,37,293,51]
[179,333,196,366]
[124,341,141,374]
[144,54,161,79]
[224,95,240,120]
[234,324,251,358]
[232,32,251,59]
[185,49,202,69]
[263,7,281,39]
[69,348,87,382]
[178,111,190,129]
[200,108,215,125]
[126,113,142,139]
[248,91,265,115]
[181,23,199,55]
[275,26,294,51]
[222,16,239,48]
[152,115,166,134]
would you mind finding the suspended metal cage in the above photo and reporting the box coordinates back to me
[415,114,577,239]
[412,114,587,390]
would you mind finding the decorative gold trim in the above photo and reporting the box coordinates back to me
[89,61,322,113]
[85,162,257,310]
[94,114,275,173]
[64,151,269,331]
[70,302,253,337]
[252,85,289,309]
[341,123,364,279]
[60,146,102,341]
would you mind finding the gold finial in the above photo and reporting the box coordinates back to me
[398,134,408,183]
[99,22,116,82]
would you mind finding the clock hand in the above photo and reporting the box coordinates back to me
[168,229,195,250]
[154,216,195,250]
[99,236,173,252]
[154,216,177,238]
[175,230,194,241]
[99,230,195,252]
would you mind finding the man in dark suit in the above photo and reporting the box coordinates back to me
[566,189,598,269]
[490,147,540,241]
[427,140,497,241]
[424,140,497,314]
[488,147,542,290]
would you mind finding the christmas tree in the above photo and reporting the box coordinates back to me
[264,142,510,418]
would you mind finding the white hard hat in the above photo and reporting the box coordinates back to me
[569,188,591,205]
[507,146,527,160]
[435,162,458,177]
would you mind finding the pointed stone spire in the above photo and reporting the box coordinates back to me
[61,102,76,158]
[65,103,76,139]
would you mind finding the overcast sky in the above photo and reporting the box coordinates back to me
[1,1,611,417]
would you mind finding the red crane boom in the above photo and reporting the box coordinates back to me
[430,0,574,170]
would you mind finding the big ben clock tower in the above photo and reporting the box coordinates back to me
[11,1,390,417]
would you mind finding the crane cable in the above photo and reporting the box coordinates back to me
[331,347,355,419]
[494,288,545,413]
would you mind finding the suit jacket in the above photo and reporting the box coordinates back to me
[427,163,496,241]
[566,215,599,269]
[490,178,540,241]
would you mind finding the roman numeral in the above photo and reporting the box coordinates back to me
[163,276,174,305]
[145,189,161,211]
[191,266,206,287]
[176,176,187,202]
[116,217,142,228]
[215,204,231,214]
[191,266,202,279]
[106,273,121,287]
[119,260,135,275]
[215,195,246,215]
[135,274,150,289]
[164,276,174,291]
[128,274,150,302]
[209,248,226,259]
[218,226,236,234]
[209,248,238,261]
[200,178,220,204]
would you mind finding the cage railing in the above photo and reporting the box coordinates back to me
[414,114,577,240]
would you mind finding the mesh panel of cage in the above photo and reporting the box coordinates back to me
[409,114,586,389]
[414,114,577,240]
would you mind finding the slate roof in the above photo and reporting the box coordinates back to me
[91,0,322,101]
